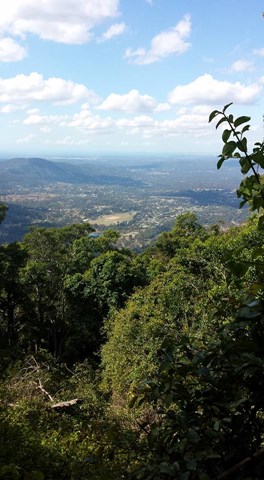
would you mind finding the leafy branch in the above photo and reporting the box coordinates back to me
[209,103,264,214]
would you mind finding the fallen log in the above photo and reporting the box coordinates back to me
[50,398,83,410]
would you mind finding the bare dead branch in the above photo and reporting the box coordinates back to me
[217,447,264,479]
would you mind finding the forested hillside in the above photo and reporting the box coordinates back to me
[0,106,264,480]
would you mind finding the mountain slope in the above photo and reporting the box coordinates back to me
[0,157,141,189]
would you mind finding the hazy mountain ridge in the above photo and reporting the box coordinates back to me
[0,157,141,189]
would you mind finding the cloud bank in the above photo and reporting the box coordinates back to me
[0,0,120,44]
[168,74,261,105]
[0,72,96,106]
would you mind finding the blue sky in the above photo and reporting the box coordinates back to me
[0,0,263,157]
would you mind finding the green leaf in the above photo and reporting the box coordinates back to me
[228,260,249,277]
[237,137,248,153]
[208,110,220,123]
[223,102,233,112]
[160,463,175,474]
[32,472,45,480]
[234,116,251,128]
[214,420,221,431]
[217,157,225,169]
[258,214,264,226]
[252,150,264,167]
[85,456,98,465]
[180,472,191,480]
[252,196,264,211]
[239,157,251,174]
[186,459,197,471]
[222,141,237,156]
[249,283,263,294]
[241,124,250,134]
[239,199,248,208]
[252,247,264,258]
[222,129,231,143]
[215,117,226,129]
[187,429,200,444]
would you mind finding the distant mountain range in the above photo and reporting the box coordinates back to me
[0,157,141,189]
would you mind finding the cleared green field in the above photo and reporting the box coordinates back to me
[87,212,135,226]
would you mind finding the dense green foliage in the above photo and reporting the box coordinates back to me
[0,105,264,479]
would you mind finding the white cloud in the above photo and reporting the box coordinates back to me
[98,22,126,42]
[115,111,210,138]
[55,136,75,145]
[23,114,68,125]
[68,109,114,133]
[26,108,40,114]
[16,134,34,143]
[0,72,96,106]
[231,59,254,72]
[158,113,209,136]
[0,37,27,62]
[155,103,171,112]
[253,48,264,56]
[98,89,161,113]
[1,103,26,113]
[125,15,191,65]
[116,115,155,128]
[0,0,119,44]
[98,90,171,113]
[168,74,261,105]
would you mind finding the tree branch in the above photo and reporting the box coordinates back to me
[217,447,264,479]
[34,379,54,402]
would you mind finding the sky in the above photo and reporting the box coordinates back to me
[0,0,263,158]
